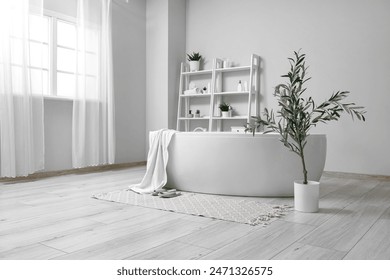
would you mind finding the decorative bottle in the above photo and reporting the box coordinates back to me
[237,80,242,92]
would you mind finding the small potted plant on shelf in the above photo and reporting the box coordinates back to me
[245,50,366,213]
[219,102,231,118]
[187,52,202,72]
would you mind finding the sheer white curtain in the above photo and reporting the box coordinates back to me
[0,0,45,177]
[72,0,115,168]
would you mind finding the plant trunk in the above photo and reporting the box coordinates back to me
[299,144,308,184]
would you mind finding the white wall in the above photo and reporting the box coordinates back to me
[168,0,186,129]
[186,0,390,176]
[146,0,169,133]
[112,0,146,164]
[42,0,146,172]
[146,0,186,134]
[44,99,73,171]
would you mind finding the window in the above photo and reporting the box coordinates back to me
[56,19,77,98]
[0,13,50,95]
[27,10,99,99]
[29,14,50,96]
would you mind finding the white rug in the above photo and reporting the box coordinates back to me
[92,190,292,226]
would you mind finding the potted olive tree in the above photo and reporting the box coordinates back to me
[187,52,202,72]
[246,51,366,212]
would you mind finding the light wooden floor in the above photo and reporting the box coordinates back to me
[0,166,389,260]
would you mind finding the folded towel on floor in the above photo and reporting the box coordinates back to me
[129,129,176,194]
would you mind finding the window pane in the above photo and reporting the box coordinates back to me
[29,42,49,69]
[0,65,4,94]
[29,14,49,43]
[57,72,75,97]
[57,20,76,49]
[30,68,49,95]
[10,9,23,38]
[85,29,98,53]
[11,66,22,94]
[85,76,97,99]
[57,47,76,72]
[86,53,97,76]
[74,52,97,75]
[10,39,23,65]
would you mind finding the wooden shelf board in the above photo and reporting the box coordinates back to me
[212,116,248,120]
[182,69,212,75]
[180,93,212,97]
[214,91,252,95]
[178,117,210,120]
[215,66,251,72]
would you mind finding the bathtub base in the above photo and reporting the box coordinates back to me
[166,133,326,197]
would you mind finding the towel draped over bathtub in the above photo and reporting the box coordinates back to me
[130,129,176,194]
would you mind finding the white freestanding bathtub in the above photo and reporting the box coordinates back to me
[166,132,326,197]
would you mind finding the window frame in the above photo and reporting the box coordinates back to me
[1,13,50,96]
[42,9,99,100]
[45,9,77,99]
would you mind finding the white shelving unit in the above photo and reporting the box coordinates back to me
[176,54,260,132]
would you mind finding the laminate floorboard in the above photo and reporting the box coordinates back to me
[199,220,315,259]
[298,184,390,252]
[127,240,212,260]
[272,242,346,260]
[54,217,215,260]
[0,167,389,260]
[344,206,390,259]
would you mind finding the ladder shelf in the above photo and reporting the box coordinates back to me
[176,54,260,132]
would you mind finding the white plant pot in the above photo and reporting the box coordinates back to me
[294,180,320,213]
[189,61,200,72]
[221,111,229,118]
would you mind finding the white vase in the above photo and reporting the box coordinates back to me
[294,180,320,213]
[221,111,229,118]
[189,61,200,72]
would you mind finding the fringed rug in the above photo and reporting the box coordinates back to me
[92,190,292,226]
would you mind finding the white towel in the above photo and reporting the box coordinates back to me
[130,129,176,194]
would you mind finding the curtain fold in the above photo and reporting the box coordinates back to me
[0,0,45,178]
[72,0,115,168]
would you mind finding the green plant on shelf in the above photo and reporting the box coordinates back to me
[187,52,202,61]
[219,102,230,112]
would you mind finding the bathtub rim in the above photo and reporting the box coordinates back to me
[174,131,326,138]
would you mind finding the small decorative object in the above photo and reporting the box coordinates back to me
[187,52,202,72]
[219,102,230,118]
[193,127,207,132]
[202,86,207,94]
[184,88,201,95]
[189,82,196,89]
[228,105,233,117]
[245,50,366,213]
[231,126,246,133]
[195,110,200,118]
[223,58,232,68]
[187,110,193,118]
[237,80,242,92]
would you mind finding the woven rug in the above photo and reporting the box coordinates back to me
[92,190,292,226]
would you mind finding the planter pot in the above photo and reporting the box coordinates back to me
[294,180,319,213]
[221,111,229,118]
[189,61,200,72]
